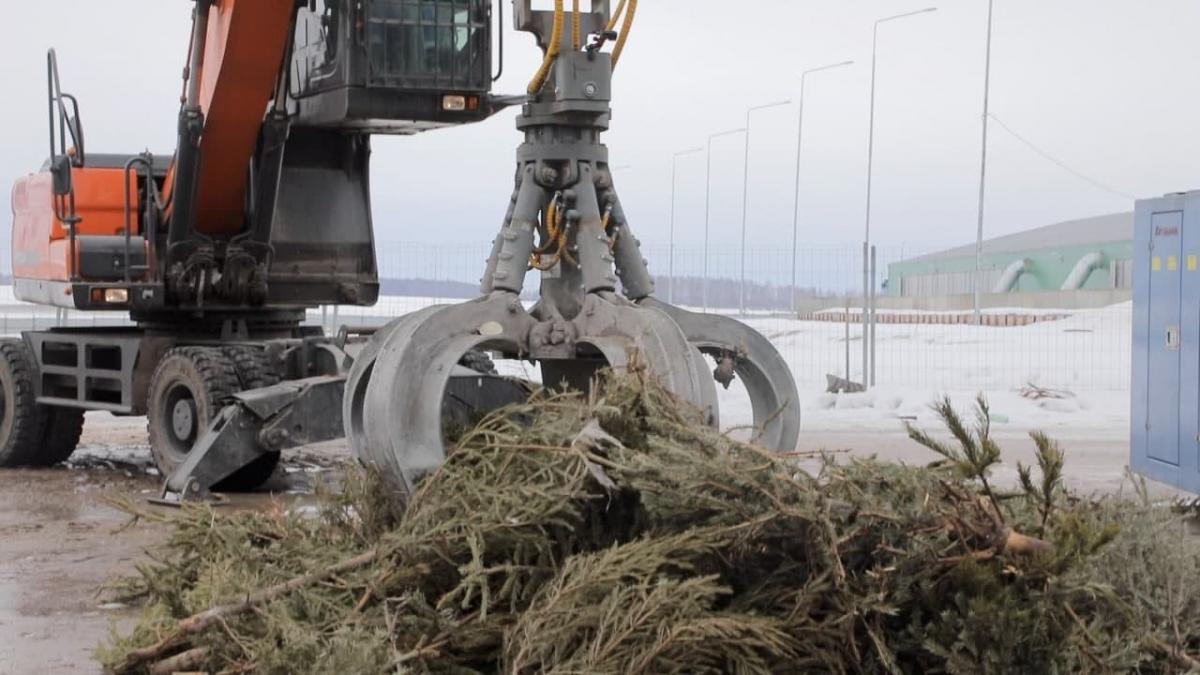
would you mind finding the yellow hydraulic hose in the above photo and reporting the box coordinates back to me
[572,0,582,51]
[607,0,628,31]
[528,0,566,95]
[534,198,561,255]
[611,0,637,69]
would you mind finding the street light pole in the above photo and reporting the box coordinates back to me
[974,0,996,325]
[739,100,791,316]
[670,147,703,306]
[791,60,853,315]
[704,127,746,314]
[863,6,937,387]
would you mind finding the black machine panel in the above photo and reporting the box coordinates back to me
[291,0,495,132]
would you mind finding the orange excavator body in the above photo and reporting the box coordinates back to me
[11,167,138,283]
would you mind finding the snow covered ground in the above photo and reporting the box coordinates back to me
[729,303,1131,439]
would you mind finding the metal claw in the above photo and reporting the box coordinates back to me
[343,6,797,505]
[639,298,801,453]
[344,292,721,499]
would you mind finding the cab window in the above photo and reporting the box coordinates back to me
[366,0,489,90]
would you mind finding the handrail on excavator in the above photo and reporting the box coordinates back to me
[46,49,85,166]
[46,49,84,281]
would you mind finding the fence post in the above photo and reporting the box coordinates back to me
[870,245,878,387]
[844,298,851,385]
[861,243,868,388]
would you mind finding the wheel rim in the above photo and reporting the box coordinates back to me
[161,381,199,459]
[171,398,196,442]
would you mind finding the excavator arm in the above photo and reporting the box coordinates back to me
[173,0,298,237]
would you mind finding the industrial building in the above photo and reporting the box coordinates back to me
[887,212,1134,298]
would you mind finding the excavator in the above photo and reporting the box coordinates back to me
[4,0,801,502]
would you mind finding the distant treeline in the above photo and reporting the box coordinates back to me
[377,276,844,312]
[379,278,482,299]
[649,275,843,311]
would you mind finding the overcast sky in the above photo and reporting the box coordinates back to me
[2,0,1197,262]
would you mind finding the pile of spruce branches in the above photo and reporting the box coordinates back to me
[101,370,1200,674]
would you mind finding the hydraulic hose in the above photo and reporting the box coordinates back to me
[527,0,565,95]
[611,0,637,69]
[572,0,582,51]
[607,0,628,31]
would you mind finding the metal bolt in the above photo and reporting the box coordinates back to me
[584,82,598,98]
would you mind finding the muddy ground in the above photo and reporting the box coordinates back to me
[0,414,1169,674]
[0,414,349,675]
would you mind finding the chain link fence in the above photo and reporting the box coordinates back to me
[0,242,1132,393]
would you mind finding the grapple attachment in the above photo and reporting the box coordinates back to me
[345,0,801,499]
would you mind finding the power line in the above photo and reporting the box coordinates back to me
[987,114,1137,201]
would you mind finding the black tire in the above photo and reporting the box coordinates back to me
[147,347,278,491]
[223,346,283,390]
[0,339,52,467]
[41,407,86,466]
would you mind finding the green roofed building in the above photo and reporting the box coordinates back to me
[887,212,1134,297]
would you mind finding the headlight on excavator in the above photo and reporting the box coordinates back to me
[105,288,129,304]
[90,288,129,304]
[442,95,480,112]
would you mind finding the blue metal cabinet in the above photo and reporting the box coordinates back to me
[1132,191,1200,493]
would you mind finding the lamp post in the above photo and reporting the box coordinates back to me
[739,100,791,316]
[704,127,746,313]
[791,60,853,315]
[973,0,996,325]
[669,147,703,305]
[863,6,937,387]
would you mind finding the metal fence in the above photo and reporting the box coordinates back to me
[0,242,1133,393]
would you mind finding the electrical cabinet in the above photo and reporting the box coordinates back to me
[1132,190,1200,493]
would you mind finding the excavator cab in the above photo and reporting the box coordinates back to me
[292,0,497,132]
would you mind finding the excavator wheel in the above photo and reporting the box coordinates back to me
[223,345,284,390]
[0,339,56,467]
[147,347,277,491]
[42,408,86,465]
[0,339,88,468]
